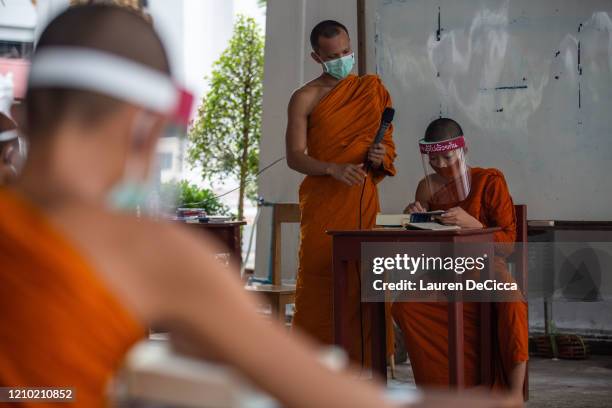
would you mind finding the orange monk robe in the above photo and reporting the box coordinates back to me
[0,189,144,407]
[393,168,528,390]
[294,74,397,362]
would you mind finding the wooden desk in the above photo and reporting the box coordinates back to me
[181,221,246,265]
[328,227,500,384]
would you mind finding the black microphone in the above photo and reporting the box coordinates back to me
[365,107,395,169]
[373,107,395,145]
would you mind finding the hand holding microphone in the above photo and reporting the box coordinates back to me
[367,144,386,168]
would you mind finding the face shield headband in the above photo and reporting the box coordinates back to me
[418,135,466,154]
[28,47,193,128]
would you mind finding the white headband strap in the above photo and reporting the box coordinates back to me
[0,130,18,142]
[28,47,177,114]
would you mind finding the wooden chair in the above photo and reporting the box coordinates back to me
[479,204,528,400]
[245,203,299,323]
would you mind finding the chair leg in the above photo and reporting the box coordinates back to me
[276,297,286,323]
[276,294,295,323]
[268,295,281,320]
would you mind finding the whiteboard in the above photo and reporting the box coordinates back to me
[366,0,612,221]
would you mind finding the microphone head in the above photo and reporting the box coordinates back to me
[382,107,395,123]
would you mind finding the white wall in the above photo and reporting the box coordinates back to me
[255,0,358,281]
[369,0,612,221]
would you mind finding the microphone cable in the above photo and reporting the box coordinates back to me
[357,162,371,371]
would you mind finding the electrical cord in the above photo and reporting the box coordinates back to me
[180,156,286,207]
[357,162,371,371]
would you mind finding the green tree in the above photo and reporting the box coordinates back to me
[188,15,264,220]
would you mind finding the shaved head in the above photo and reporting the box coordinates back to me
[424,118,463,142]
[25,4,170,139]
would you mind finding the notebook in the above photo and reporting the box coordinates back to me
[375,213,460,231]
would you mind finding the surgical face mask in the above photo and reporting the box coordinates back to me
[322,52,354,80]
[430,160,461,180]
[107,113,159,212]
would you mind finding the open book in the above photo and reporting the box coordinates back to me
[375,213,460,231]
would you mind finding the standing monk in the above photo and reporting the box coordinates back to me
[392,118,528,401]
[286,20,397,361]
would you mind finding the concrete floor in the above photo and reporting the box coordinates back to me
[389,355,612,407]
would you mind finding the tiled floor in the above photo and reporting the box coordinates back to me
[388,355,612,407]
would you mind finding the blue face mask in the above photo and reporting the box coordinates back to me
[322,53,354,80]
[107,182,151,211]
[107,113,157,213]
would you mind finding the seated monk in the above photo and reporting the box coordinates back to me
[392,118,528,400]
[0,6,400,408]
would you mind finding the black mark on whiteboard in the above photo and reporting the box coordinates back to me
[578,82,581,109]
[478,85,528,92]
[495,85,528,90]
[496,108,504,113]
[436,6,441,41]
[555,50,560,57]
[578,41,582,75]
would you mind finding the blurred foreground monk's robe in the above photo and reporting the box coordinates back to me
[393,168,528,392]
[0,189,144,407]
[294,74,396,362]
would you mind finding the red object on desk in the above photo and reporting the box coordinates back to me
[328,227,500,384]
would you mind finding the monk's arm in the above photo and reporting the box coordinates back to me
[404,179,430,211]
[484,173,517,256]
[285,90,329,176]
[285,90,365,185]
[152,227,396,408]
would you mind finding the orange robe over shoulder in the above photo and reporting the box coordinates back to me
[392,167,529,390]
[293,74,397,360]
[0,189,144,407]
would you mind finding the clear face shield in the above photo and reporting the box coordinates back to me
[419,135,471,207]
[0,111,27,181]
[27,47,194,214]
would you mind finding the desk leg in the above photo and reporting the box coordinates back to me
[479,246,494,386]
[449,301,465,387]
[333,252,349,352]
[232,225,242,266]
[479,303,492,385]
[370,301,387,382]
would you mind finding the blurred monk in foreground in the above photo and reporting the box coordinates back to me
[393,118,528,402]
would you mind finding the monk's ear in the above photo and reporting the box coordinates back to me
[311,51,323,65]
[10,104,23,128]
